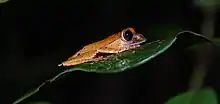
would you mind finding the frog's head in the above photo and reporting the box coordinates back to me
[121,27,147,46]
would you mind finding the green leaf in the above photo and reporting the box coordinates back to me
[13,27,212,104]
[0,0,9,3]
[194,0,220,8]
[13,83,46,104]
[60,31,211,73]
[165,91,195,104]
[165,88,218,104]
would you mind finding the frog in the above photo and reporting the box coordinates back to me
[58,27,147,66]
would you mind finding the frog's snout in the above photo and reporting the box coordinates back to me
[135,33,147,43]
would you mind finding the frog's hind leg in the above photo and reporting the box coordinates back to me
[59,57,102,67]
[58,50,98,66]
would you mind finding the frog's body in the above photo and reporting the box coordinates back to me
[58,27,146,66]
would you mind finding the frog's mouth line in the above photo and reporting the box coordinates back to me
[127,39,147,46]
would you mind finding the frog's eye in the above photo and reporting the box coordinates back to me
[122,29,133,41]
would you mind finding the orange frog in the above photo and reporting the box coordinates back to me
[58,27,147,66]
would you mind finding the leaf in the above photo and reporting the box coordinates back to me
[191,88,218,104]
[194,0,220,8]
[0,0,9,3]
[60,31,211,73]
[165,91,194,104]
[165,88,218,104]
[13,83,46,104]
[13,27,213,104]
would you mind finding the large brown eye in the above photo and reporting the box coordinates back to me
[122,29,133,41]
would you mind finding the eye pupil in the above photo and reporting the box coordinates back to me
[123,30,133,41]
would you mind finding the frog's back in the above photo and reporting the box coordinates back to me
[77,33,121,54]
